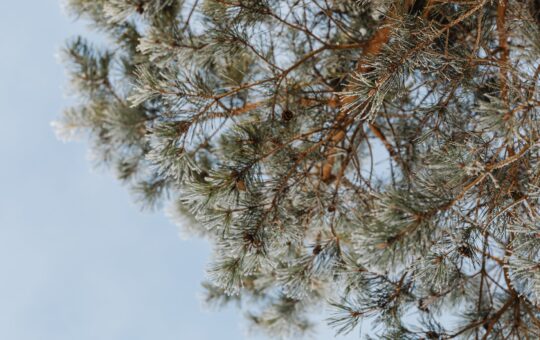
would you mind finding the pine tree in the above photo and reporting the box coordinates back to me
[55,0,540,338]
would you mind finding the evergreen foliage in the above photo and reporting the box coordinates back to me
[55,0,540,338]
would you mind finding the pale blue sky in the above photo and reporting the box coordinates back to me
[0,2,358,339]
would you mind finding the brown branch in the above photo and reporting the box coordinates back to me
[205,101,265,120]
[496,0,510,104]
[482,297,515,340]
[368,122,401,165]
[320,21,393,182]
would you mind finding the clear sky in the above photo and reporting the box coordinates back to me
[0,2,359,339]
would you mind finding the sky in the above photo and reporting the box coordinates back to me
[0,2,357,339]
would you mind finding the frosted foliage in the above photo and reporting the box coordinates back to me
[57,0,540,338]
